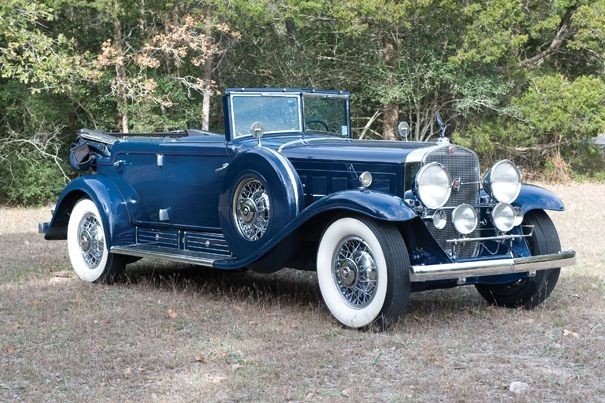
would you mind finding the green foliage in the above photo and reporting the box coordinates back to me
[513,75,605,146]
[458,74,605,175]
[2,0,605,205]
[0,157,67,206]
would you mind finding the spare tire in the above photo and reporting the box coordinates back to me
[219,148,303,258]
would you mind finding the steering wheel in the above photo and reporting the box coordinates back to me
[305,119,330,132]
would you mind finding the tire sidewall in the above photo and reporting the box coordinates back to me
[317,217,389,328]
[67,198,109,282]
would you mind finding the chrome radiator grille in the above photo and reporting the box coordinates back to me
[424,146,481,258]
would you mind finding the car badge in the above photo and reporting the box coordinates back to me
[448,145,457,154]
[451,177,462,191]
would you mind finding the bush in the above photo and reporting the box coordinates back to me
[0,158,67,206]
[457,74,605,179]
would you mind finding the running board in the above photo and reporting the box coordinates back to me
[111,244,234,267]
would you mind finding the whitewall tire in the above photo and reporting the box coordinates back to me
[67,198,125,283]
[317,217,410,330]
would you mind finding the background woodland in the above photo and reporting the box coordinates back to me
[1,0,605,204]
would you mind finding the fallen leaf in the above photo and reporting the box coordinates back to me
[563,329,580,338]
[194,354,207,363]
[166,309,177,319]
[6,346,16,354]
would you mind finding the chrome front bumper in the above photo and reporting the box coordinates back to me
[410,250,576,282]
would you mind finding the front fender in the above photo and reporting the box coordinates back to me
[303,189,417,222]
[513,184,565,214]
[44,176,136,246]
[214,189,416,269]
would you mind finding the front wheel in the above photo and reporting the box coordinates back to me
[475,210,561,308]
[67,199,125,283]
[317,217,410,331]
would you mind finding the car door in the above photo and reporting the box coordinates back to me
[158,139,230,229]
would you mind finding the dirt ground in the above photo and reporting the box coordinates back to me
[1,183,603,402]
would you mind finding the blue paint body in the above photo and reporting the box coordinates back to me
[44,88,566,289]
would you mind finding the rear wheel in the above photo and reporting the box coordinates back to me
[67,199,125,283]
[317,217,410,330]
[475,210,561,308]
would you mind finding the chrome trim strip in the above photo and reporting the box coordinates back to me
[410,250,576,282]
[111,245,232,267]
[405,144,446,163]
[263,147,300,214]
[277,137,350,152]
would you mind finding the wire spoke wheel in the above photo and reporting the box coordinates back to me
[317,217,411,330]
[77,213,105,269]
[233,177,271,241]
[332,236,378,308]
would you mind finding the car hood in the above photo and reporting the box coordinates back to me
[241,135,436,164]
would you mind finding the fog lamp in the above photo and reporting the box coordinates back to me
[452,204,477,235]
[492,202,515,232]
[513,206,524,227]
[432,209,447,230]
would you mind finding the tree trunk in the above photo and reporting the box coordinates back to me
[383,103,399,140]
[113,17,129,133]
[201,56,213,131]
[382,33,398,140]
[201,12,213,131]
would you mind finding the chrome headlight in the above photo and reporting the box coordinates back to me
[452,204,478,235]
[415,162,452,209]
[483,160,521,203]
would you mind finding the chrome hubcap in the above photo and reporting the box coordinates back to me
[333,237,378,308]
[233,177,270,241]
[78,213,104,269]
[239,199,258,224]
[337,259,358,287]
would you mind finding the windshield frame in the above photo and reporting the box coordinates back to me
[226,90,351,142]
[302,93,351,137]
[229,93,303,140]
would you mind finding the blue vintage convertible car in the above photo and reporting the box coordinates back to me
[40,88,576,330]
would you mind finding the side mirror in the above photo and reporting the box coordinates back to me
[397,121,410,141]
[250,121,264,145]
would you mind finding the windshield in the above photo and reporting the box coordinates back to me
[231,95,301,138]
[303,95,348,137]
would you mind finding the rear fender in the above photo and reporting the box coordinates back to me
[513,184,565,214]
[44,176,138,246]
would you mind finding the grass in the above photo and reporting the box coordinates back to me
[1,182,604,401]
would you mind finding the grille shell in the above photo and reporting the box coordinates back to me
[422,145,481,258]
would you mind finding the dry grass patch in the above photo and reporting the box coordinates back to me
[1,183,604,401]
